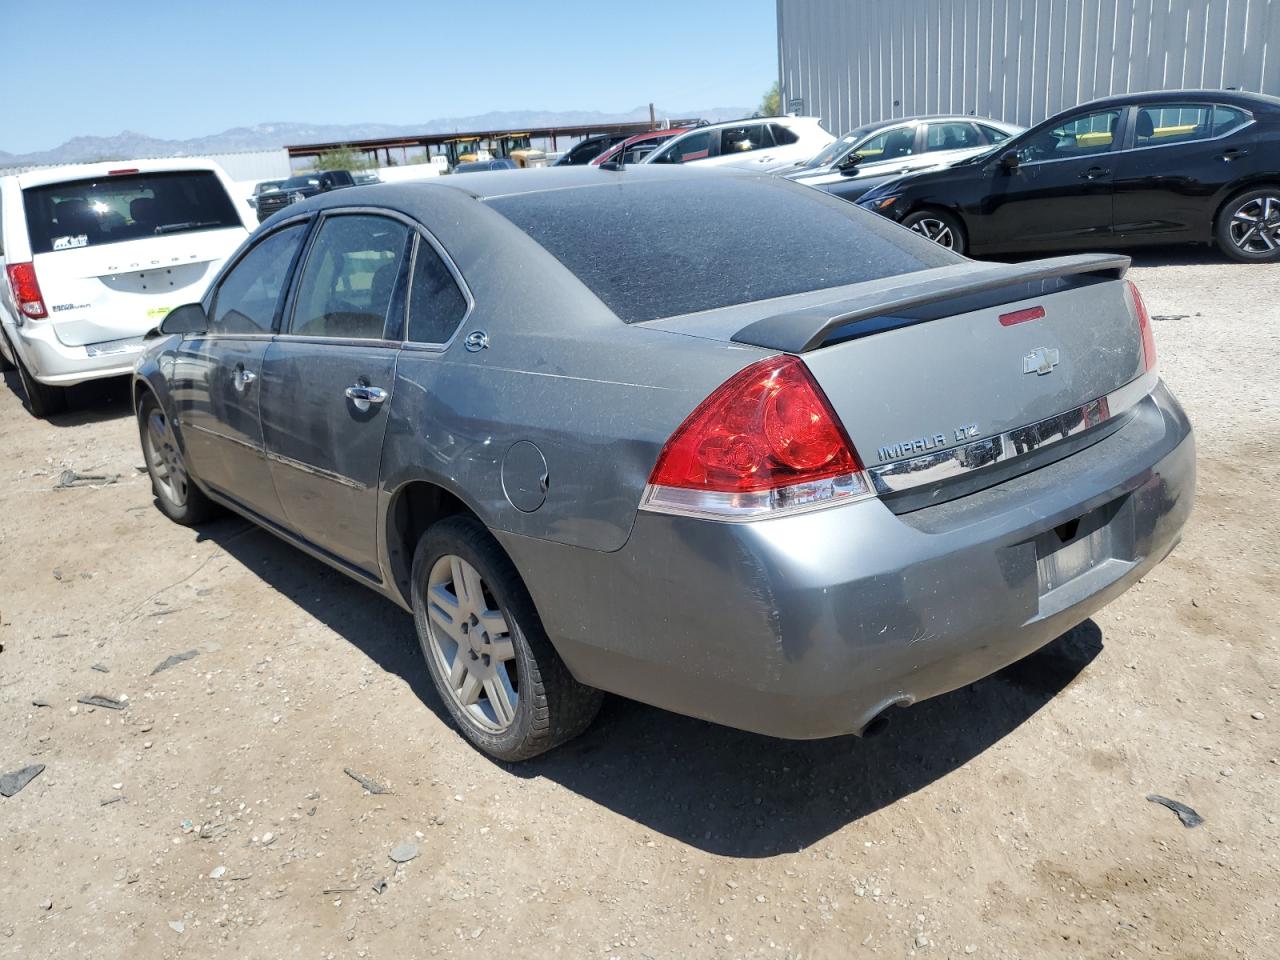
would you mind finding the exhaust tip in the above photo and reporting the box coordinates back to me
[859,713,892,739]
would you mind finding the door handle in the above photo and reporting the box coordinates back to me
[1220,148,1249,162]
[345,384,388,412]
[1079,167,1110,181]
[232,365,256,392]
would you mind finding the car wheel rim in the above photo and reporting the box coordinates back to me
[1229,195,1280,254]
[144,408,189,506]
[425,555,519,733]
[910,218,956,249]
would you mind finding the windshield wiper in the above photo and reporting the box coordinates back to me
[153,220,222,235]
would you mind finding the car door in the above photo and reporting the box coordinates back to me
[257,211,412,577]
[1112,102,1256,243]
[846,123,922,180]
[978,106,1125,251]
[172,219,310,523]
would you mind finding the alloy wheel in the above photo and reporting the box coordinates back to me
[424,555,519,732]
[909,217,957,249]
[144,408,189,507]
[1228,195,1280,254]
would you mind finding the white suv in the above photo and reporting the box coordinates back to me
[641,116,835,173]
[0,159,253,416]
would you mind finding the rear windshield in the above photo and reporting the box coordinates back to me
[487,175,959,323]
[22,170,241,255]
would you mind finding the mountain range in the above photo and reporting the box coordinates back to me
[0,106,751,168]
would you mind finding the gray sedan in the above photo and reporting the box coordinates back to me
[134,167,1194,761]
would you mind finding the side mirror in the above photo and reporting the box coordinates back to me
[837,154,862,176]
[158,302,208,337]
[999,150,1021,172]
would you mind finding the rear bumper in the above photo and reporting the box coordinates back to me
[7,319,145,385]
[499,381,1195,740]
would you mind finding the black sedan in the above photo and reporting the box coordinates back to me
[856,89,1280,262]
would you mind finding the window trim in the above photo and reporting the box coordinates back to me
[268,204,472,352]
[1009,107,1129,169]
[280,209,416,345]
[1119,101,1255,154]
[204,214,313,339]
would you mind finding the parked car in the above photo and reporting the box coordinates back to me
[855,89,1280,261]
[553,133,630,166]
[352,171,381,185]
[591,128,693,166]
[255,170,355,223]
[247,179,286,211]
[0,159,253,416]
[787,115,1023,202]
[641,116,834,173]
[134,166,1193,761]
[453,159,518,173]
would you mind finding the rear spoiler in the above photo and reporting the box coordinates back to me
[731,253,1131,353]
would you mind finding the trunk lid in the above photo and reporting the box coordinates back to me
[646,255,1145,476]
[32,228,245,347]
[799,277,1144,465]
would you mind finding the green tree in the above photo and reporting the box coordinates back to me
[308,145,375,172]
[759,81,781,117]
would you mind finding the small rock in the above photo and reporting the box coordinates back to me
[31,699,50,708]
[916,933,929,948]
[964,946,978,955]
[261,831,275,845]
[91,663,110,673]
[209,866,226,880]
[1220,768,1234,778]
[390,842,419,863]
[1252,711,1265,720]
[168,920,184,934]
[39,898,53,911]
[0,764,45,798]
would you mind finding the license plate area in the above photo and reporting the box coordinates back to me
[1035,497,1130,595]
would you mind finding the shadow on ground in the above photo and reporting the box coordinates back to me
[1,370,134,427]
[196,513,1103,858]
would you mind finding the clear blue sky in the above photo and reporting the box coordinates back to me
[9,0,777,154]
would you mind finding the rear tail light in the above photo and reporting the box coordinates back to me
[5,263,48,319]
[1125,280,1157,373]
[642,355,873,520]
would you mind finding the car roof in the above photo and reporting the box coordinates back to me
[9,158,231,189]
[1070,88,1280,113]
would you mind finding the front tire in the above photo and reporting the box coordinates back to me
[138,392,216,525]
[13,352,67,417]
[411,515,602,761]
[902,208,968,255]
[1216,188,1280,263]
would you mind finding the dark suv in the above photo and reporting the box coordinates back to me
[255,170,355,223]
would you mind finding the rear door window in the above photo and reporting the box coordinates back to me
[976,123,1014,144]
[210,222,308,335]
[856,126,916,161]
[770,123,800,145]
[720,124,774,155]
[924,121,984,152]
[406,239,468,344]
[22,170,242,254]
[1134,104,1214,146]
[289,214,411,340]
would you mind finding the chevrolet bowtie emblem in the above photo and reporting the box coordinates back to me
[1023,346,1060,376]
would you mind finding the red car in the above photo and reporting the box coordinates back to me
[591,128,692,166]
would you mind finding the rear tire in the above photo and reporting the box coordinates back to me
[1216,188,1280,263]
[13,352,67,417]
[137,392,216,525]
[411,515,602,761]
[902,208,968,255]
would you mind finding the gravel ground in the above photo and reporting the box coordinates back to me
[0,247,1276,960]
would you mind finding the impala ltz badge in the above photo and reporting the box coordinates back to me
[1023,346,1060,376]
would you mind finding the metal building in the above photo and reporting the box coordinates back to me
[777,0,1280,136]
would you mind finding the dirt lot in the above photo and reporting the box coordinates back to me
[1,249,1277,960]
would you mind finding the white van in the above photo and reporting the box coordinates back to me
[0,159,254,415]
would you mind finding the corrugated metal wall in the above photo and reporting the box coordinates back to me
[778,0,1280,135]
